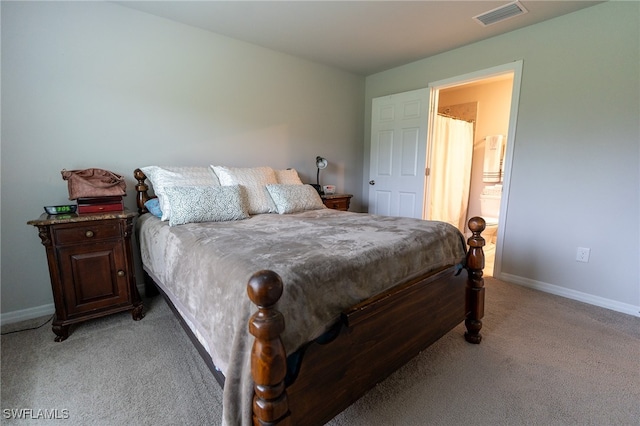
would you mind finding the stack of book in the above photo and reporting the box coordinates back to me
[77,196,124,214]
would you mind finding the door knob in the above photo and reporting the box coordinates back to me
[369,180,375,185]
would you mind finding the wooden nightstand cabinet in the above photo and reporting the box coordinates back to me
[321,194,353,211]
[28,210,144,341]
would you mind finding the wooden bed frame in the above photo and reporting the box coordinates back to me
[134,168,486,426]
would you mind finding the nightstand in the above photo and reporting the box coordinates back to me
[28,210,144,341]
[321,194,353,211]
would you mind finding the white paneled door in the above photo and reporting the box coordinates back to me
[369,88,429,218]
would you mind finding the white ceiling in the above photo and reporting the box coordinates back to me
[116,1,604,75]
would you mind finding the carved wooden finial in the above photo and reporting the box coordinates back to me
[133,168,145,181]
[133,169,150,214]
[466,216,486,273]
[468,216,486,236]
[465,217,486,344]
[248,270,284,310]
[247,270,291,425]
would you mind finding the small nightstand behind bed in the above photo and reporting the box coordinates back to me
[321,193,353,211]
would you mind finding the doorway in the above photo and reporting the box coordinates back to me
[425,61,523,277]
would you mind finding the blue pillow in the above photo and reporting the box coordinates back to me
[145,198,162,218]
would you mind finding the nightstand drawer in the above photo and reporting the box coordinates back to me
[321,194,353,211]
[323,198,349,210]
[53,222,121,245]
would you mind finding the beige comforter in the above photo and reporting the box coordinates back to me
[137,209,466,425]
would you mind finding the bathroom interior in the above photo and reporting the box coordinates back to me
[435,74,514,276]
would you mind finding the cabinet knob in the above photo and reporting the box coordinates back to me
[369,180,375,185]
[117,270,125,277]
[85,230,94,238]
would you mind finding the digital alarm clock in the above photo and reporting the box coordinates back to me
[44,205,77,215]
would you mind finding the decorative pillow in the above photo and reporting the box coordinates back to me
[274,168,303,185]
[163,185,249,226]
[211,166,278,215]
[266,184,326,214]
[140,166,220,221]
[144,198,162,218]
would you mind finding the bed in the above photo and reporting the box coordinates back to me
[133,166,486,426]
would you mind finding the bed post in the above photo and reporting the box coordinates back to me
[247,270,291,426]
[465,217,486,344]
[133,168,151,214]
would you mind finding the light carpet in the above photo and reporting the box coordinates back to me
[2,277,639,425]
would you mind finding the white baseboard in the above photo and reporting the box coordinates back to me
[1,284,146,326]
[1,303,55,326]
[497,272,640,318]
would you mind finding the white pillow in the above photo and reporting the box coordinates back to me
[163,185,249,226]
[274,169,303,185]
[211,166,278,215]
[140,166,220,221]
[266,184,326,214]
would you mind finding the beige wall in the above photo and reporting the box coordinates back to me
[364,2,639,314]
[1,2,365,318]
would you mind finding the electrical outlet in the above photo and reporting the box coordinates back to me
[576,247,590,263]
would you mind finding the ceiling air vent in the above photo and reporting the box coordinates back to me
[473,1,528,27]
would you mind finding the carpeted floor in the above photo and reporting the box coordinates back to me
[2,277,639,425]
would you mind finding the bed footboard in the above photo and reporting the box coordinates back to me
[248,217,486,425]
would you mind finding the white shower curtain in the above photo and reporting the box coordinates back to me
[428,115,474,232]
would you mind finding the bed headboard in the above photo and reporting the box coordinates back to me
[133,168,156,214]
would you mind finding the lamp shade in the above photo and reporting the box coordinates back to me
[316,156,328,170]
